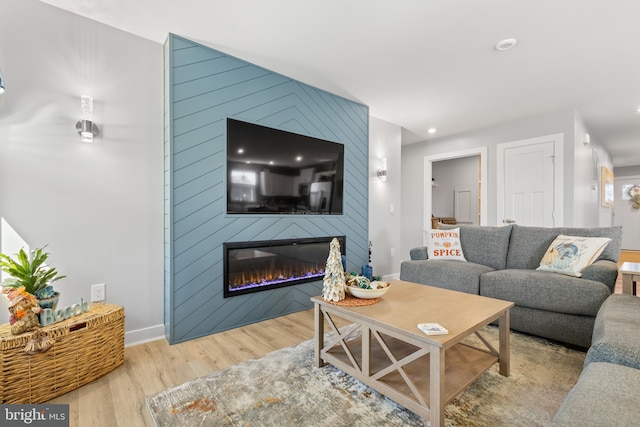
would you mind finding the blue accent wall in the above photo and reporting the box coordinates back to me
[164,34,369,344]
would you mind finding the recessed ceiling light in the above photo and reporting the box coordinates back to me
[237,148,244,154]
[428,128,437,134]
[296,156,302,162]
[495,38,517,51]
[636,106,640,113]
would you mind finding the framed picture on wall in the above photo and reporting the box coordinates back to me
[601,166,614,208]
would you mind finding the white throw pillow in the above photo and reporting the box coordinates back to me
[426,228,467,261]
[537,235,612,277]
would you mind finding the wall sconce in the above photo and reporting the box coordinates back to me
[377,157,387,181]
[583,133,590,145]
[0,69,5,94]
[75,95,99,142]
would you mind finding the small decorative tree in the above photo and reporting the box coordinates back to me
[322,238,347,302]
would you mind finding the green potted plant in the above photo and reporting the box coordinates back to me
[0,246,66,311]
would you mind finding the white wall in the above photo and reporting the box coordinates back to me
[368,117,402,279]
[572,112,613,227]
[400,108,613,262]
[0,0,164,345]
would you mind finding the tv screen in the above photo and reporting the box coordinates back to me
[226,118,344,215]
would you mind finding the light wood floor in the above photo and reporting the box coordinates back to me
[619,249,640,265]
[48,309,323,427]
[48,251,640,426]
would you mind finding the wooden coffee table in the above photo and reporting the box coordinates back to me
[311,280,514,427]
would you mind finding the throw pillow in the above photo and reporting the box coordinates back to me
[537,235,612,277]
[426,228,467,261]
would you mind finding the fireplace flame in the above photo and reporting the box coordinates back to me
[229,262,324,289]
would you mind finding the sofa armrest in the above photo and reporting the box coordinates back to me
[409,247,428,260]
[581,260,619,292]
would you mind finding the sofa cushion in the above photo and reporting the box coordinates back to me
[480,269,610,316]
[399,260,494,294]
[579,260,620,292]
[584,294,640,370]
[437,224,513,270]
[425,228,466,261]
[506,225,622,270]
[537,235,612,277]
[550,362,640,427]
[409,246,428,261]
[508,305,595,349]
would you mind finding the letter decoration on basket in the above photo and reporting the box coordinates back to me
[426,227,467,261]
[537,235,612,277]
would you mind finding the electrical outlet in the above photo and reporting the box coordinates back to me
[91,283,106,302]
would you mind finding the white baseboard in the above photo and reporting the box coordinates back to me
[125,324,165,347]
[383,273,400,281]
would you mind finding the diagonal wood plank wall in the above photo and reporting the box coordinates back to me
[164,35,369,344]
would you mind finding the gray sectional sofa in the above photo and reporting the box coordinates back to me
[400,224,622,348]
[550,294,640,426]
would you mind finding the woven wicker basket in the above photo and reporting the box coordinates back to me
[0,303,124,403]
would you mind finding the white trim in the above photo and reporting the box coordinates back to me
[496,133,564,227]
[383,273,400,281]
[125,324,165,347]
[423,147,488,245]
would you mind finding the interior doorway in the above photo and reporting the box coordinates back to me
[614,175,640,250]
[423,147,487,245]
[432,156,479,225]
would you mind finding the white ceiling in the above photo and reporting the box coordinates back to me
[40,0,640,166]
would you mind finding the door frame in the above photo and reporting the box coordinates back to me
[423,147,488,245]
[496,133,564,227]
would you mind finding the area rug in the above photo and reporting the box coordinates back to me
[145,327,585,426]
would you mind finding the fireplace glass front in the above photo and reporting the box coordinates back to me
[223,236,345,298]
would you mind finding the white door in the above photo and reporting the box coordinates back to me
[614,176,640,250]
[497,134,563,227]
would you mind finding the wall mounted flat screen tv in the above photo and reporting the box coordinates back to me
[226,118,344,215]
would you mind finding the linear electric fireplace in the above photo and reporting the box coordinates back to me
[224,236,346,298]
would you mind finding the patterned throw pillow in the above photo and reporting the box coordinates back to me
[537,235,612,277]
[426,228,467,261]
